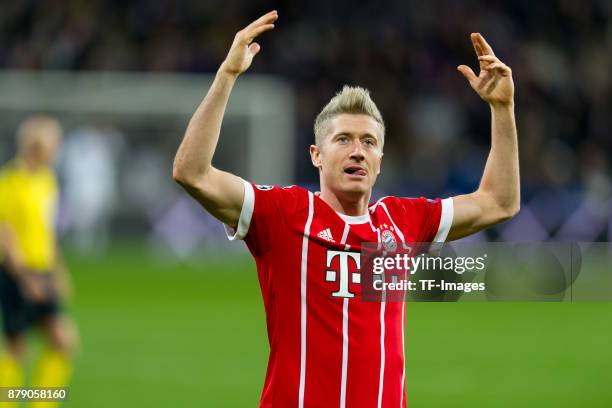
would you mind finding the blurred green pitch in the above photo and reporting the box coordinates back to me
[58,246,611,407]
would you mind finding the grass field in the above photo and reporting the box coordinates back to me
[43,245,612,407]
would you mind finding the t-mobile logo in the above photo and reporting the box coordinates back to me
[325,250,361,298]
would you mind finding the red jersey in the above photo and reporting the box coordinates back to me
[225,180,453,408]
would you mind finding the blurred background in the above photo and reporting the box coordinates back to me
[0,0,610,407]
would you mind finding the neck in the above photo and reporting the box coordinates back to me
[18,154,43,172]
[319,184,371,216]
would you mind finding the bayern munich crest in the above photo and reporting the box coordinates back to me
[381,229,397,251]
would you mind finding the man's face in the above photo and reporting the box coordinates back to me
[310,113,384,197]
[28,126,62,167]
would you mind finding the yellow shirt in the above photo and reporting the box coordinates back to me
[0,160,58,272]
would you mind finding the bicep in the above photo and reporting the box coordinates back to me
[448,190,507,241]
[179,167,245,226]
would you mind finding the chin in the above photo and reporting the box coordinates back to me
[338,181,371,196]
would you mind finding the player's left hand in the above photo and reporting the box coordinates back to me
[457,33,514,107]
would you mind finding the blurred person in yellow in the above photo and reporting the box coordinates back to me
[0,115,77,407]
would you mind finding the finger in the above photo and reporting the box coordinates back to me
[477,55,499,64]
[245,23,275,42]
[482,62,504,71]
[476,33,495,56]
[470,33,484,57]
[457,65,477,82]
[470,33,490,70]
[249,42,261,57]
[483,62,511,76]
[245,10,278,31]
[238,11,278,43]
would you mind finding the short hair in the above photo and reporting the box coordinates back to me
[313,86,385,147]
[16,114,62,153]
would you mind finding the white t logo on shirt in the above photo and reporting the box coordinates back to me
[325,250,361,298]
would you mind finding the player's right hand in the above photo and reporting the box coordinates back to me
[219,10,278,77]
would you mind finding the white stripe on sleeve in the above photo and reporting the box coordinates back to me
[433,197,454,243]
[224,179,255,241]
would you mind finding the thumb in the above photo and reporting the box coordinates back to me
[457,65,476,82]
[249,42,261,57]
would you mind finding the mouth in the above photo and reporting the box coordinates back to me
[343,165,367,178]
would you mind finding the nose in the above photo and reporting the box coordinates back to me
[349,139,365,161]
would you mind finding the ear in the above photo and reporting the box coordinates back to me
[377,151,384,175]
[310,144,322,169]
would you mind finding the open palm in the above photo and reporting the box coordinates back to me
[458,33,514,106]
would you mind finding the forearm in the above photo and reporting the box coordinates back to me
[173,70,237,183]
[172,10,276,225]
[449,34,519,240]
[478,102,520,214]
[0,225,25,277]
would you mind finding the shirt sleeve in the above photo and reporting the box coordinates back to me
[224,179,300,255]
[224,179,255,241]
[398,197,454,243]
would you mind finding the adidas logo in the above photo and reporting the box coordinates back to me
[317,228,335,243]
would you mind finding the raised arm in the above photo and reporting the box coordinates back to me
[172,10,278,226]
[449,33,520,241]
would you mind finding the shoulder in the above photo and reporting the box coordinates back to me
[0,161,18,188]
[227,182,310,242]
[0,160,16,177]
[252,183,307,195]
[398,196,441,209]
[370,195,446,218]
[246,182,311,216]
[252,183,309,200]
[369,195,406,214]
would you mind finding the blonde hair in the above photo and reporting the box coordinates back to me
[16,115,62,154]
[314,86,385,146]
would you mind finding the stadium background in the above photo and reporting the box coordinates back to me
[0,0,611,406]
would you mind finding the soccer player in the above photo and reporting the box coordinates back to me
[173,10,518,407]
[0,115,77,407]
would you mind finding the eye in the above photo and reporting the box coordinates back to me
[363,138,375,146]
[337,135,349,144]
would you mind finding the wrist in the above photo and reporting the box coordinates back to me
[489,100,514,110]
[217,64,240,81]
